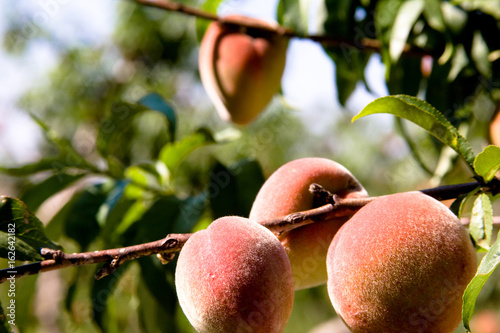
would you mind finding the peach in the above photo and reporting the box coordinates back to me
[199,15,288,125]
[175,216,294,333]
[249,157,368,290]
[327,191,477,333]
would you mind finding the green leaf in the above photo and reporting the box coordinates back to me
[469,194,493,251]
[124,165,160,193]
[352,95,476,169]
[474,145,500,183]
[0,197,61,261]
[390,0,425,62]
[423,0,446,32]
[448,44,469,81]
[463,230,500,330]
[326,49,370,106]
[21,173,85,212]
[159,128,215,175]
[138,93,176,141]
[454,0,500,20]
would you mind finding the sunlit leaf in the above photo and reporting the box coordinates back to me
[352,95,476,169]
[474,145,500,183]
[463,229,500,330]
[469,194,493,251]
[0,197,61,261]
[390,0,424,62]
[159,128,215,175]
[423,0,446,32]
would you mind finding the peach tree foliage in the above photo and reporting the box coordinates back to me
[0,0,499,332]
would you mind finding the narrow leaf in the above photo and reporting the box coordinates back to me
[473,145,500,183]
[463,231,500,330]
[390,0,425,62]
[423,0,446,32]
[0,197,61,261]
[352,95,476,169]
[469,194,493,251]
[471,30,491,78]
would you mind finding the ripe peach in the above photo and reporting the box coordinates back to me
[249,157,368,290]
[327,191,477,333]
[199,15,288,125]
[175,216,294,333]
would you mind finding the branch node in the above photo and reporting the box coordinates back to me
[161,237,178,249]
[310,183,335,206]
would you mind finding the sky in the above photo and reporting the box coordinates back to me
[0,0,391,164]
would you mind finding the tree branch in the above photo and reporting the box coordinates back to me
[135,0,431,56]
[0,180,496,283]
[0,234,191,283]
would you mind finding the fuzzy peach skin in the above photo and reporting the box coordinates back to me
[199,15,288,125]
[175,216,294,333]
[327,191,477,333]
[249,157,368,290]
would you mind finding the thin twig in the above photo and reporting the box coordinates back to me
[0,234,191,283]
[135,0,431,56]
